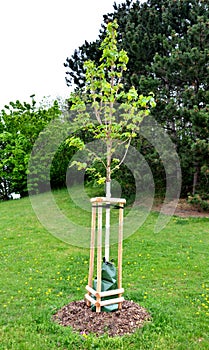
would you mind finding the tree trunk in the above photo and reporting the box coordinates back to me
[105,142,112,261]
[192,161,199,195]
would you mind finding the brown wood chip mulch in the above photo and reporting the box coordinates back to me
[53,300,151,337]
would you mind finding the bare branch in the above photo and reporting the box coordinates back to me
[111,137,132,174]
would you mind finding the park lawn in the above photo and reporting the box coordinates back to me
[0,188,209,349]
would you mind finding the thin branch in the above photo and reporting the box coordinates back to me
[111,137,132,174]
[85,145,107,170]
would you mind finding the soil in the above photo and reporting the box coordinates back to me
[152,198,209,218]
[53,300,150,337]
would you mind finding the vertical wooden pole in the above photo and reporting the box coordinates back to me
[96,204,102,312]
[118,203,124,310]
[86,203,96,306]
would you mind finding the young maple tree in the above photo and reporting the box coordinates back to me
[67,20,156,260]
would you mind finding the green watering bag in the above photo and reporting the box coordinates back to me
[92,259,118,312]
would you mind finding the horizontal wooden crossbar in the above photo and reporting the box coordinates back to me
[86,285,124,298]
[85,293,96,305]
[90,197,126,204]
[85,294,124,307]
[85,285,96,296]
[100,296,124,307]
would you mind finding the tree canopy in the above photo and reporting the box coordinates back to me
[64,0,209,198]
[0,97,61,199]
[67,20,156,197]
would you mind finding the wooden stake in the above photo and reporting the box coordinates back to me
[96,204,102,312]
[86,205,96,307]
[118,203,124,310]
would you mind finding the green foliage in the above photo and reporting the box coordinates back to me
[0,97,61,198]
[66,20,156,191]
[188,193,209,212]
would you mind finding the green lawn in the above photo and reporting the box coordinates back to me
[0,188,209,349]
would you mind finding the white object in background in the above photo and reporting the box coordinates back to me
[10,192,20,200]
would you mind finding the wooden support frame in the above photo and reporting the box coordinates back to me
[85,197,126,312]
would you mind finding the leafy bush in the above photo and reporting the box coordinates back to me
[188,193,209,212]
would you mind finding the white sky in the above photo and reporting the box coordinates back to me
[0,0,127,110]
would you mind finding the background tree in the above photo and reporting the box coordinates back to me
[0,96,61,199]
[64,0,209,198]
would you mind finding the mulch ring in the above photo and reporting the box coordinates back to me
[53,300,151,337]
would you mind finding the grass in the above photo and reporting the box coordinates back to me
[0,187,209,349]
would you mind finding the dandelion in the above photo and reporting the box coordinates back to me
[80,331,88,339]
[45,288,52,296]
